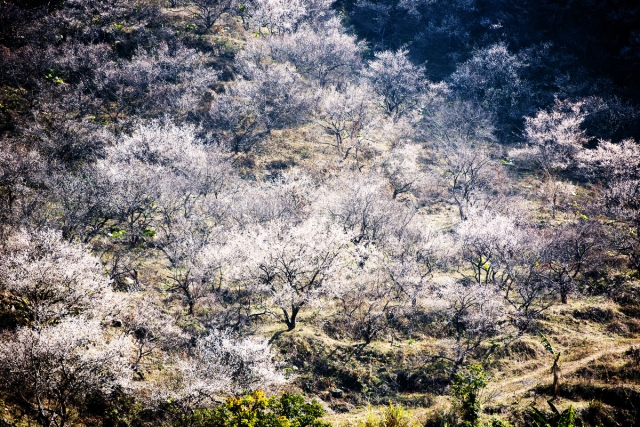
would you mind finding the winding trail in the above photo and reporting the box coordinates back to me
[487,342,639,399]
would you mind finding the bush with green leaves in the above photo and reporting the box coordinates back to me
[450,365,489,427]
[184,391,330,427]
[359,402,419,427]
[531,400,576,427]
[482,417,513,427]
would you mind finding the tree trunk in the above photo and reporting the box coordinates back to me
[560,292,568,304]
[283,305,301,331]
[187,297,195,315]
[552,352,561,400]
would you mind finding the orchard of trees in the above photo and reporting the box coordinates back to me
[1,0,640,426]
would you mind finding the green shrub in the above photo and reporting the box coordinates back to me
[482,416,513,427]
[531,401,576,427]
[451,365,488,427]
[185,391,330,427]
[359,403,418,427]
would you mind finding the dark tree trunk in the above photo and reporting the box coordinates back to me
[283,305,301,331]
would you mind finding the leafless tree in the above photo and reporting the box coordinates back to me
[248,0,333,34]
[384,218,453,305]
[364,49,426,120]
[434,280,507,371]
[109,295,187,379]
[0,142,48,231]
[265,19,364,86]
[578,139,640,273]
[165,238,229,316]
[125,329,285,412]
[333,245,406,345]
[237,217,350,330]
[510,98,588,177]
[456,210,555,328]
[435,142,495,220]
[209,63,312,152]
[0,317,133,427]
[0,229,112,327]
[379,144,428,199]
[229,170,315,227]
[316,82,376,153]
[423,99,499,220]
[325,173,414,245]
[540,221,605,304]
[194,0,235,32]
[450,43,532,134]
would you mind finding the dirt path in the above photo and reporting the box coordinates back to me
[487,342,639,399]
